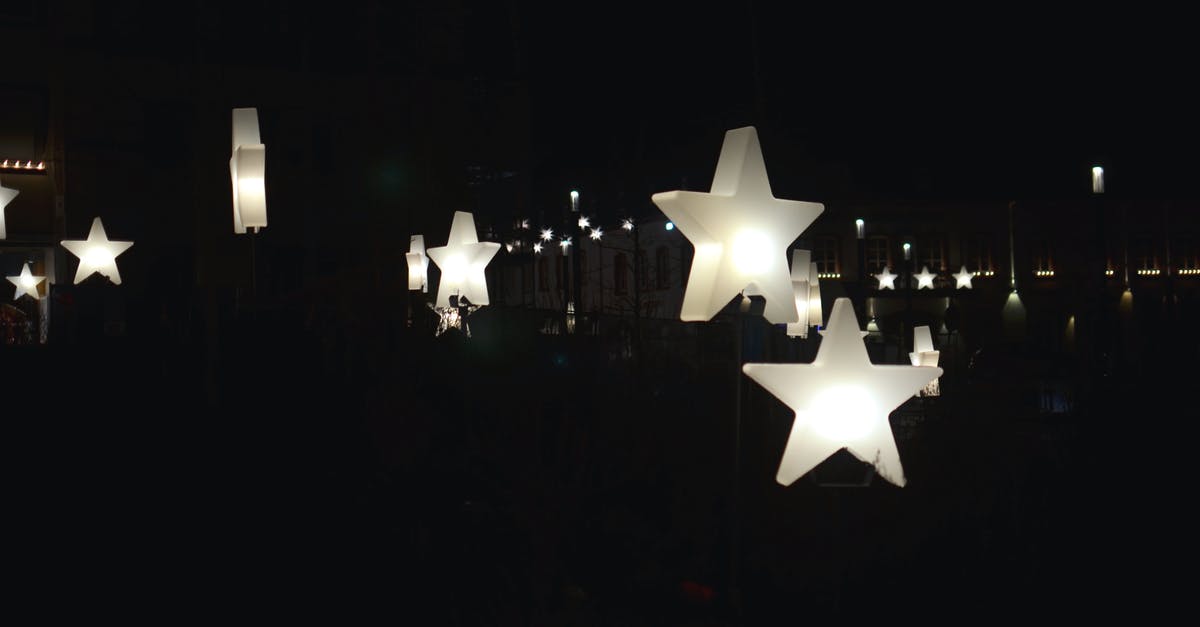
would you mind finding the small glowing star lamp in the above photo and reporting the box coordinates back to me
[914,265,936,289]
[875,267,897,290]
[743,298,942,487]
[406,234,429,292]
[230,108,267,234]
[952,265,974,289]
[651,127,824,323]
[6,262,44,300]
[426,211,500,309]
[0,179,17,240]
[909,325,941,397]
[61,217,133,285]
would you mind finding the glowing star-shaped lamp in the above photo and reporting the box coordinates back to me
[651,127,824,323]
[230,107,267,234]
[406,234,429,292]
[7,263,44,300]
[0,179,18,239]
[914,265,937,290]
[426,211,500,308]
[952,265,974,289]
[875,267,897,290]
[909,325,941,397]
[61,217,133,285]
[743,298,942,487]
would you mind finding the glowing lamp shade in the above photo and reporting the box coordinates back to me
[875,267,897,290]
[743,298,942,487]
[406,234,429,292]
[1092,166,1105,194]
[230,108,267,234]
[909,325,941,397]
[786,250,811,338]
[651,126,824,323]
[0,180,17,240]
[426,211,500,308]
[6,262,44,300]
[952,265,974,289]
[807,262,823,328]
[61,217,133,285]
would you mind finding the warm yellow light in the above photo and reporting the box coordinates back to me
[732,229,773,274]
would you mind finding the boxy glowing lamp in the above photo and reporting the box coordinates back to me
[230,108,267,234]
[651,127,824,323]
[406,234,429,292]
[743,298,942,487]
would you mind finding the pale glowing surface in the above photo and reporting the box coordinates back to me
[426,211,500,308]
[855,218,865,239]
[577,216,590,229]
[651,127,823,323]
[875,267,897,290]
[807,262,822,328]
[230,108,267,233]
[786,250,811,338]
[952,265,974,289]
[540,228,554,241]
[406,234,429,292]
[912,326,935,356]
[590,227,602,240]
[1092,166,1104,194]
[6,263,44,300]
[61,217,133,285]
[743,298,941,487]
[533,242,543,254]
[909,325,941,396]
[902,242,911,259]
[665,221,675,231]
[915,265,936,289]
[0,180,17,239]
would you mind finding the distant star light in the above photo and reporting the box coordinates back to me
[915,266,936,289]
[540,227,554,241]
[952,265,974,289]
[61,217,133,285]
[651,127,824,323]
[7,263,44,300]
[743,298,942,487]
[590,227,602,240]
[875,267,897,290]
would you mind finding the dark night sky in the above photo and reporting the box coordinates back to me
[517,5,1198,209]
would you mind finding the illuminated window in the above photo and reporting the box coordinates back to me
[614,253,628,294]
[1032,240,1054,277]
[656,246,670,289]
[1173,237,1198,275]
[964,235,995,276]
[813,236,840,278]
[1133,237,1159,276]
[865,236,890,273]
[920,235,945,272]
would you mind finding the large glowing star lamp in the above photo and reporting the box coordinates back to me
[0,179,17,240]
[426,211,500,309]
[651,127,823,323]
[61,217,133,285]
[914,266,937,289]
[909,325,941,397]
[7,263,44,300]
[230,107,267,234]
[743,298,942,487]
[952,265,974,289]
[406,234,429,292]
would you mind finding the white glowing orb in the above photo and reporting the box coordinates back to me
[915,265,936,289]
[61,217,133,285]
[230,108,267,233]
[952,265,974,289]
[426,211,500,308]
[6,262,44,300]
[406,235,429,292]
[0,179,18,240]
[875,267,897,290]
[651,127,824,323]
[743,298,942,487]
[1092,165,1105,194]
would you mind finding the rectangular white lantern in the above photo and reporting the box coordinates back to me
[787,249,812,337]
[807,262,823,328]
[0,183,17,240]
[230,108,268,233]
[406,234,429,292]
